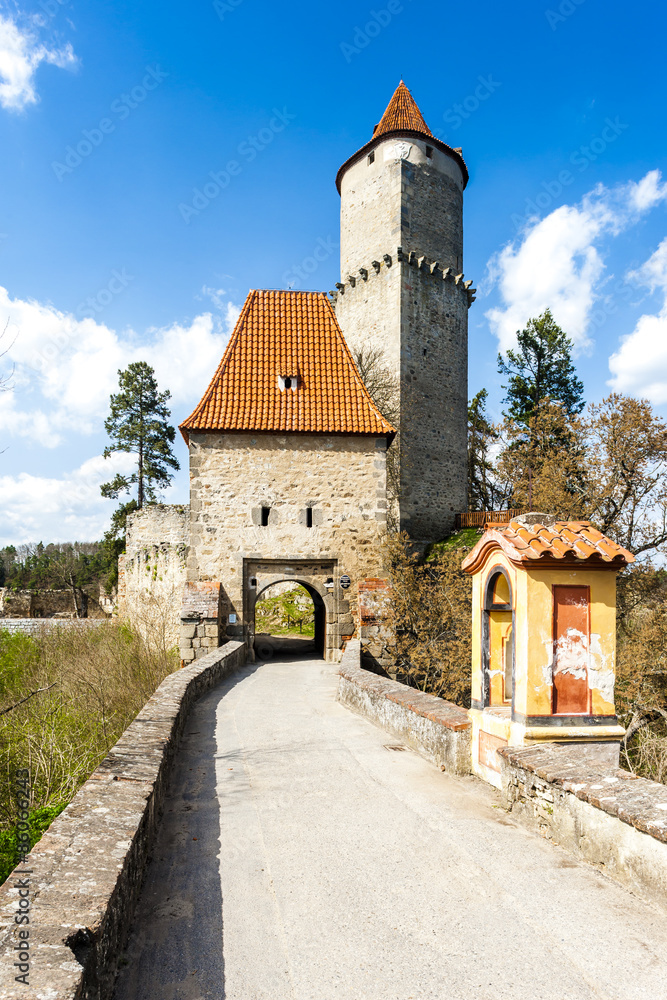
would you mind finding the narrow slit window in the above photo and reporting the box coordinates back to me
[306,508,313,528]
[425,145,433,159]
[368,150,375,165]
[261,507,270,527]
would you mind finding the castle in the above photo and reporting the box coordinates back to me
[118,82,475,661]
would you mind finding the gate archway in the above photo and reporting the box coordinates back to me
[244,559,349,662]
[253,580,326,658]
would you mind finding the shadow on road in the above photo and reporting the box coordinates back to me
[111,664,261,1000]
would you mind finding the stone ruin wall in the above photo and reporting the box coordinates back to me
[0,587,108,619]
[118,504,190,649]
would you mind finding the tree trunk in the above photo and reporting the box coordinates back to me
[69,571,82,619]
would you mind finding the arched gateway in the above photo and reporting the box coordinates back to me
[250,565,328,659]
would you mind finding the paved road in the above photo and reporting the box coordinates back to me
[113,655,667,1000]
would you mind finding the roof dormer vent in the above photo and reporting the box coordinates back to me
[278,375,298,392]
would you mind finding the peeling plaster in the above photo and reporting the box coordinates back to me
[553,627,588,679]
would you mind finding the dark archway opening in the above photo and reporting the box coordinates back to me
[253,581,325,660]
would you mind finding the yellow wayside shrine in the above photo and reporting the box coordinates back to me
[461,514,633,788]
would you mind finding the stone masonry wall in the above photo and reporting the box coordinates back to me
[338,639,472,775]
[499,743,667,910]
[339,136,464,276]
[187,432,387,660]
[335,252,470,541]
[179,581,225,664]
[120,505,190,649]
[0,588,90,619]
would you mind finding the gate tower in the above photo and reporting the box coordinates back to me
[334,81,474,542]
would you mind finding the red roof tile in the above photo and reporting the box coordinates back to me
[373,81,433,139]
[180,290,395,442]
[461,518,635,574]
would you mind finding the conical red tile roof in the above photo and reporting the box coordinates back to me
[336,81,468,191]
[373,81,433,139]
[180,290,395,442]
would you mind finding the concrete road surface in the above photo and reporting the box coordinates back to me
[113,654,667,1000]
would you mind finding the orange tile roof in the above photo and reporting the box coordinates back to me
[373,81,433,139]
[461,518,635,574]
[335,81,468,191]
[180,290,396,442]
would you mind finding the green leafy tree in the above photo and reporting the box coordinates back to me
[467,389,499,511]
[498,309,585,426]
[101,362,179,511]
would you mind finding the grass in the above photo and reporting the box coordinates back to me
[255,587,315,637]
[427,528,481,559]
[0,623,178,884]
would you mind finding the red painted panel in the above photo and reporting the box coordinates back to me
[478,730,508,772]
[553,586,590,715]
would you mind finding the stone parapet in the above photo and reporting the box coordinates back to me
[337,640,471,774]
[499,743,667,909]
[0,640,245,1000]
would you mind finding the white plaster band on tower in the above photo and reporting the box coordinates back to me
[329,247,476,305]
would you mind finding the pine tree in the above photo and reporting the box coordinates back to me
[467,389,498,511]
[101,362,180,512]
[498,309,585,426]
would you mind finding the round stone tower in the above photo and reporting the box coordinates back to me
[334,81,473,543]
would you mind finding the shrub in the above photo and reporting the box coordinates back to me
[0,623,178,882]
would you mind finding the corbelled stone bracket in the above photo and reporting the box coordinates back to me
[329,247,476,307]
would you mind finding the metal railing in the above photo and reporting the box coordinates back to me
[455,510,524,530]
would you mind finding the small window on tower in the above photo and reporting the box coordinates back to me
[306,508,313,528]
[425,145,433,159]
[368,150,375,165]
[261,507,270,527]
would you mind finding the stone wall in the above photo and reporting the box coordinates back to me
[357,577,393,672]
[0,640,246,1000]
[337,640,472,775]
[499,743,667,910]
[179,581,226,664]
[0,588,98,619]
[187,431,387,660]
[338,135,464,277]
[120,505,190,649]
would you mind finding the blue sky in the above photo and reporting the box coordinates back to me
[0,0,666,543]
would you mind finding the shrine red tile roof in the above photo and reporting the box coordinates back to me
[180,290,395,442]
[461,518,635,574]
[373,81,433,139]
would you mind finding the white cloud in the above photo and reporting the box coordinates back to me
[0,12,76,111]
[608,238,667,403]
[485,171,667,353]
[0,451,136,545]
[0,286,240,447]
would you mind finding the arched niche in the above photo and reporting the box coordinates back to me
[482,566,515,709]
